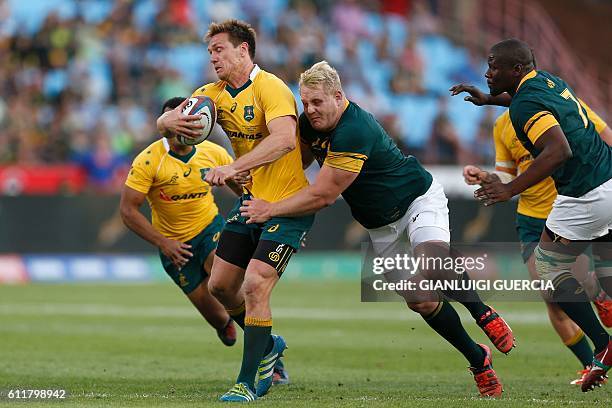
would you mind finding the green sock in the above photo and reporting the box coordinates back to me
[565,331,594,368]
[227,302,245,329]
[442,272,489,319]
[236,319,272,390]
[424,301,485,368]
[553,276,610,353]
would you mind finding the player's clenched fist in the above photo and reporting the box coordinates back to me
[463,165,483,185]
[205,165,238,186]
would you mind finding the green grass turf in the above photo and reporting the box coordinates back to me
[0,281,610,407]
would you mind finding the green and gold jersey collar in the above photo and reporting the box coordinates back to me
[225,64,261,98]
[163,137,196,163]
[516,70,537,93]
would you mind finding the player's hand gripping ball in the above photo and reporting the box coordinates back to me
[177,96,216,145]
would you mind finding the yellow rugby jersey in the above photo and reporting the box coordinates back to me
[494,101,608,219]
[125,139,233,242]
[191,65,308,202]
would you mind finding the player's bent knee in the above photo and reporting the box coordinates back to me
[208,279,229,300]
[242,261,277,300]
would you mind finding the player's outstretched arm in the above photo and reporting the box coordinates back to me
[156,98,204,139]
[205,116,297,186]
[239,165,358,223]
[449,84,512,107]
[120,185,192,268]
[475,126,571,205]
[234,115,297,171]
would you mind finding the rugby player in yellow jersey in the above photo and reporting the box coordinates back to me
[461,100,612,385]
[156,20,312,402]
[120,97,243,347]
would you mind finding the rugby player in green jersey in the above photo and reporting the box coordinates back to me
[453,39,612,392]
[240,61,517,398]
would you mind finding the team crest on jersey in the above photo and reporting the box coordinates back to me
[546,79,555,89]
[244,105,255,121]
[200,168,211,180]
[179,273,189,287]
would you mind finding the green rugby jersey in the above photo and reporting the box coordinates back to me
[299,101,433,229]
[509,70,612,197]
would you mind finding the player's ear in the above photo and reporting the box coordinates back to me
[335,90,343,102]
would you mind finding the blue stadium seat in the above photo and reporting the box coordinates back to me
[365,12,384,38]
[79,0,114,24]
[393,95,438,148]
[9,0,74,34]
[43,69,68,98]
[447,95,484,143]
[133,0,160,32]
[385,15,407,57]
[165,44,208,87]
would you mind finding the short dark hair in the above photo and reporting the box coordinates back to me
[205,19,256,59]
[161,97,186,114]
[491,38,535,70]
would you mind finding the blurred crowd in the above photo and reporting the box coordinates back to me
[0,0,500,192]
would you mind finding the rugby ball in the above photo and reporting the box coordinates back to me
[177,96,216,145]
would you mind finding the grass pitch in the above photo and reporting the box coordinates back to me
[0,281,610,407]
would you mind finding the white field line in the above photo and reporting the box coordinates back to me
[0,302,551,324]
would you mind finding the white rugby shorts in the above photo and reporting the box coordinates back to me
[367,178,450,257]
[546,177,612,241]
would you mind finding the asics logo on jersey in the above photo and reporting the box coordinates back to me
[183,167,192,177]
[267,224,280,232]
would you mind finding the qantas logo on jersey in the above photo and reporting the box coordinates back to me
[159,188,209,201]
[226,130,263,140]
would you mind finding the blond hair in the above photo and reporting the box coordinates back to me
[299,61,343,95]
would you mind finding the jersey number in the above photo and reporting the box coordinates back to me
[560,88,588,128]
